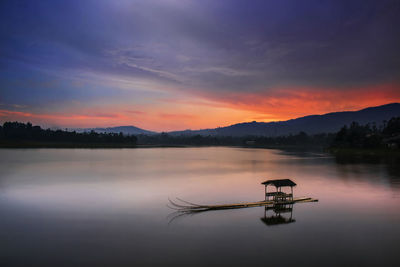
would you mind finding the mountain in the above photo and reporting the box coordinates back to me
[77,126,156,135]
[72,103,400,137]
[168,103,400,137]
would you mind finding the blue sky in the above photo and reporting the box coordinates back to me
[1,0,399,130]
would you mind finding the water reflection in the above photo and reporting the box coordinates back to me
[261,203,295,226]
[333,153,400,189]
[0,148,399,267]
[167,203,298,227]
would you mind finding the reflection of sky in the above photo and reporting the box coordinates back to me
[1,0,400,130]
[1,148,399,212]
[0,148,399,266]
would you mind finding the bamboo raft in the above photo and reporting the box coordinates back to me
[168,197,318,212]
[168,179,318,213]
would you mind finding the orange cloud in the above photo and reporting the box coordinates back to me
[196,82,400,121]
[0,109,127,120]
[124,110,147,115]
[158,113,197,120]
[1,83,399,131]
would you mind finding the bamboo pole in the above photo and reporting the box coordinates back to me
[169,197,318,212]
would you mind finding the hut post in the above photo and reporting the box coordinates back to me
[265,185,267,200]
[291,186,293,200]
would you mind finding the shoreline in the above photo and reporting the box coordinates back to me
[1,142,399,158]
[0,140,326,150]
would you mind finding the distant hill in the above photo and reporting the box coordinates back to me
[72,103,400,137]
[77,126,156,135]
[168,103,400,137]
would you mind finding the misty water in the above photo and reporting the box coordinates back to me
[1,147,399,267]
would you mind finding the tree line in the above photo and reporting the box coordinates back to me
[0,122,137,144]
[1,117,399,149]
[136,131,335,147]
[137,116,400,149]
[330,117,400,149]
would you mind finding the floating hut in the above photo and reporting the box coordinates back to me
[169,178,316,212]
[262,179,296,202]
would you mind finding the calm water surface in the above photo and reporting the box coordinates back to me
[1,147,399,267]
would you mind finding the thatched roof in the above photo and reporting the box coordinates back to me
[261,179,296,187]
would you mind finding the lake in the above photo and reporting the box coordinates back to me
[1,147,399,267]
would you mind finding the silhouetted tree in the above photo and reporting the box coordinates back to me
[0,122,137,145]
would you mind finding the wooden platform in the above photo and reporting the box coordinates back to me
[168,197,318,212]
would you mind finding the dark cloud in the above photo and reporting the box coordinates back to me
[1,0,400,105]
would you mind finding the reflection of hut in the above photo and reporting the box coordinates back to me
[261,179,296,201]
[260,203,295,226]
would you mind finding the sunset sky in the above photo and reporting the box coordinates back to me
[1,0,400,131]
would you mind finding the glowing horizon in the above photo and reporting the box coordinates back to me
[1,0,400,131]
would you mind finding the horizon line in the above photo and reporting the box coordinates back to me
[2,102,398,133]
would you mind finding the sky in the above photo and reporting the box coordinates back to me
[1,0,400,131]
